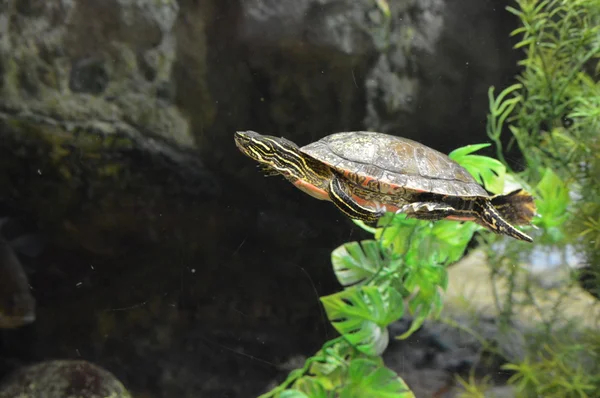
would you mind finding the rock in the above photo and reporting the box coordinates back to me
[363,0,520,151]
[0,108,220,254]
[0,0,193,148]
[0,360,130,398]
[239,0,382,56]
[189,0,519,167]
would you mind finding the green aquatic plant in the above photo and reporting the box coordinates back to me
[455,372,494,398]
[462,0,600,396]
[488,0,599,304]
[501,330,600,397]
[488,0,600,247]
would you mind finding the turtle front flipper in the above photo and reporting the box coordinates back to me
[328,176,384,223]
[474,198,533,242]
[399,202,456,221]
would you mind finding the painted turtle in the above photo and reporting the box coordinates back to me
[234,131,536,242]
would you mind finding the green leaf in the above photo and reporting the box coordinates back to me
[395,261,447,339]
[534,168,570,233]
[430,220,480,265]
[402,262,447,295]
[309,341,355,387]
[377,216,456,339]
[374,0,391,19]
[338,359,415,398]
[448,143,491,159]
[377,215,477,268]
[331,240,390,287]
[449,144,506,194]
[370,215,471,339]
[352,219,377,234]
[375,213,421,256]
[396,304,429,340]
[321,286,404,356]
[397,286,444,339]
[292,377,328,398]
[371,210,474,339]
[279,391,310,398]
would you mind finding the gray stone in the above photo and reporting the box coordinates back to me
[0,0,193,147]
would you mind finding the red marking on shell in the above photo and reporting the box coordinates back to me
[361,175,374,187]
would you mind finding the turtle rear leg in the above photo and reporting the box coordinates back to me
[474,198,533,242]
[398,202,456,221]
[328,176,385,223]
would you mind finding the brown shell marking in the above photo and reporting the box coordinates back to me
[301,132,489,198]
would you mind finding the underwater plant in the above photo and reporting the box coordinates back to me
[486,0,600,254]
[460,0,600,396]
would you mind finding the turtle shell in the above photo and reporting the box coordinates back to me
[300,131,489,197]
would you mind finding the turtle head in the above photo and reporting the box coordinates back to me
[235,131,315,181]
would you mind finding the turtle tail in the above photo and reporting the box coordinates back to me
[490,189,536,226]
[474,198,533,243]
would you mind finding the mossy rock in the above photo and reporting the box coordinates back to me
[0,360,130,398]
